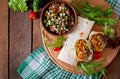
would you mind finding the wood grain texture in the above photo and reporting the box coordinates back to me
[0,0,8,79]
[106,50,120,79]
[0,0,119,79]
[9,10,32,79]
[33,19,43,50]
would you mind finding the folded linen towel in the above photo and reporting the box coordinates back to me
[17,46,98,79]
[107,0,120,17]
[17,0,120,79]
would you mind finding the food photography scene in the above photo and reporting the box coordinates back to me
[0,0,120,79]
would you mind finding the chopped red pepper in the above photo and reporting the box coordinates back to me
[53,47,61,51]
[93,51,102,60]
[29,12,37,20]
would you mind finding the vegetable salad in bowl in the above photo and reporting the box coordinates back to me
[41,0,77,35]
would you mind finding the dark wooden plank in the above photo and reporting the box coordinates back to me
[0,0,8,79]
[33,19,43,50]
[106,50,120,79]
[9,10,32,79]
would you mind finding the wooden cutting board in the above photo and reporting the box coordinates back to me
[40,0,120,74]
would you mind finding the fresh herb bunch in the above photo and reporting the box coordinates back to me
[77,58,106,78]
[71,0,116,38]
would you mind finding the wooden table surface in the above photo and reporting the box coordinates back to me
[0,0,120,79]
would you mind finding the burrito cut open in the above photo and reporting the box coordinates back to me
[57,16,95,66]
[89,31,107,52]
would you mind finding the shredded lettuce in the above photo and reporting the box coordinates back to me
[104,26,115,38]
[8,0,28,12]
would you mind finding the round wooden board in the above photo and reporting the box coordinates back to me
[40,0,120,74]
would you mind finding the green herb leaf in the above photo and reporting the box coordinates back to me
[80,63,90,75]
[8,0,28,12]
[45,40,55,48]
[71,0,116,38]
[94,18,116,26]
[77,58,106,77]
[55,36,66,47]
[101,8,113,17]
[99,68,106,78]
[104,26,115,38]
[45,36,66,48]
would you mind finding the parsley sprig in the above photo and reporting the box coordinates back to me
[71,0,116,38]
[45,36,66,48]
[77,58,106,78]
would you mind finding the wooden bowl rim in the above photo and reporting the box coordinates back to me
[40,0,78,36]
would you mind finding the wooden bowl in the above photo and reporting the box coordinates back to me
[40,0,77,36]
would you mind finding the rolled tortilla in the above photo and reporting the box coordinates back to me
[75,39,93,62]
[57,16,95,66]
[89,31,107,52]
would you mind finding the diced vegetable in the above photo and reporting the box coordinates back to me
[43,2,75,35]
[93,51,102,60]
[29,12,37,20]
[53,47,61,51]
